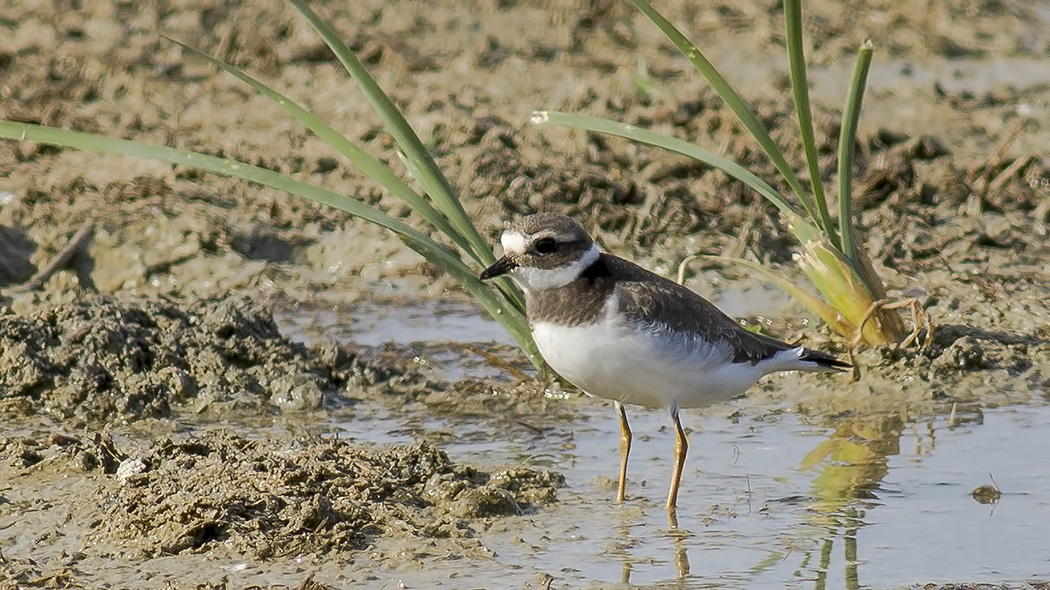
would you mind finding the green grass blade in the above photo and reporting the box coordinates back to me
[286,0,493,266]
[783,0,836,245]
[0,120,542,367]
[161,35,475,257]
[0,122,414,246]
[168,33,526,317]
[703,255,854,336]
[533,110,802,218]
[837,41,874,266]
[624,0,821,225]
[396,151,525,312]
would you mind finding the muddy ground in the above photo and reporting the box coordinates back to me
[0,0,1048,588]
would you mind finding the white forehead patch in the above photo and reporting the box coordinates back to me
[500,230,528,255]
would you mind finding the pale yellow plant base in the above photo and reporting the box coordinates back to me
[848,297,934,380]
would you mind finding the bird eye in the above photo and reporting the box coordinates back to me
[534,238,558,254]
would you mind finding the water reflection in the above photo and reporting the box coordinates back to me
[794,415,905,590]
[670,526,692,579]
[802,415,903,506]
[603,412,912,589]
[806,506,863,590]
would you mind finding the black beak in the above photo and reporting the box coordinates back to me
[480,256,517,280]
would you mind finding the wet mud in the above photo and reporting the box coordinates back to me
[1,430,559,557]
[0,0,1048,587]
[0,295,339,423]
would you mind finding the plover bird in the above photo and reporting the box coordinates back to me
[480,213,849,512]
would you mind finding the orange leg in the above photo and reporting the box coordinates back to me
[666,407,688,511]
[615,401,632,503]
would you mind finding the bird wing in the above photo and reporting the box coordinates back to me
[604,255,791,365]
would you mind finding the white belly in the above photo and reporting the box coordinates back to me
[531,300,772,409]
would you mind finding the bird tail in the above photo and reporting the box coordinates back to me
[796,347,851,372]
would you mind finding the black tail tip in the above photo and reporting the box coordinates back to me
[800,348,852,371]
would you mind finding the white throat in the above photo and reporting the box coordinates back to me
[509,243,600,293]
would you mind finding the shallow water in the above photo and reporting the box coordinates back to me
[278,296,513,348]
[277,304,1050,589]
